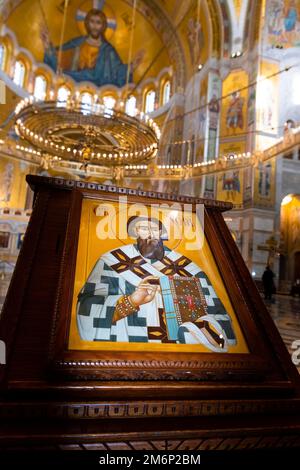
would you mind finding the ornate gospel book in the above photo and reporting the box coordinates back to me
[159,275,208,340]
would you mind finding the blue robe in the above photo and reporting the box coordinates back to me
[44,36,132,88]
[284,8,297,32]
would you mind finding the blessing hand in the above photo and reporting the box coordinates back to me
[131,49,145,70]
[40,24,50,49]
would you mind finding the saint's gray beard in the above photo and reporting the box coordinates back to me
[137,237,165,261]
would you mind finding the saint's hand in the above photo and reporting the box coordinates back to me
[40,24,50,49]
[129,276,159,307]
[131,49,145,70]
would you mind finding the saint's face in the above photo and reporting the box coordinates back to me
[87,14,105,39]
[134,220,164,260]
[135,221,161,241]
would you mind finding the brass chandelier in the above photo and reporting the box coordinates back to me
[14,97,160,167]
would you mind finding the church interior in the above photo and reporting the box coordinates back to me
[0,0,300,458]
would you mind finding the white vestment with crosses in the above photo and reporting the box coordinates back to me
[76,244,236,352]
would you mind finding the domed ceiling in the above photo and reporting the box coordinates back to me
[1,0,217,89]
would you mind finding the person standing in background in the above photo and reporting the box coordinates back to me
[262,265,276,302]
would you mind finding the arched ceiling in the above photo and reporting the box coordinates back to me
[2,0,187,87]
[0,0,239,88]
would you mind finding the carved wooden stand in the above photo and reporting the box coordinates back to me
[0,175,300,451]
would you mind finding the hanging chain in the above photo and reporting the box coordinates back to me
[125,0,138,95]
[57,0,70,75]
